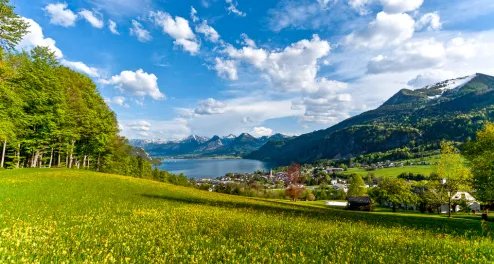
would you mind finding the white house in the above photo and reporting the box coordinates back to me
[440,192,480,213]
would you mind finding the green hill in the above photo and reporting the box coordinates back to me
[1,169,493,262]
[247,73,494,165]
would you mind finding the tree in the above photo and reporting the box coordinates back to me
[0,0,28,50]
[436,141,472,217]
[368,178,416,212]
[347,174,366,197]
[285,163,302,201]
[464,123,494,213]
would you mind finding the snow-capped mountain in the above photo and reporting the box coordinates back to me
[129,133,294,157]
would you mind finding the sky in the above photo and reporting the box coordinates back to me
[14,0,494,140]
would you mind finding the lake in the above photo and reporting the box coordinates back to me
[157,159,274,179]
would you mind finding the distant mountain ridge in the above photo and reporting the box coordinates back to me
[247,73,494,165]
[130,133,294,157]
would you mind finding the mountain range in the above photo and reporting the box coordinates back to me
[246,73,494,164]
[130,133,294,157]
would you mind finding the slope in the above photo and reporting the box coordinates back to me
[0,169,492,262]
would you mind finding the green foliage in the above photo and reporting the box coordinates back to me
[0,0,28,50]
[368,178,417,212]
[347,174,366,197]
[464,122,494,207]
[1,169,493,262]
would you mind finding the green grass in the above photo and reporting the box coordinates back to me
[343,165,433,178]
[1,169,493,263]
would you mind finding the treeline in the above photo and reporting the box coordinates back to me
[0,45,152,177]
[0,2,161,178]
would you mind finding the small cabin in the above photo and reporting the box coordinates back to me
[347,196,374,211]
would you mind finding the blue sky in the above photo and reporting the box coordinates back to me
[14,0,494,140]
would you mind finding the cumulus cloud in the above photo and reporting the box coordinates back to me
[130,20,152,42]
[225,0,246,17]
[19,18,101,77]
[108,19,120,34]
[195,21,220,43]
[100,69,165,100]
[416,12,442,31]
[194,98,227,115]
[380,0,424,13]
[150,11,200,55]
[251,127,273,137]
[18,18,64,59]
[240,33,256,48]
[214,58,238,80]
[345,12,415,49]
[348,0,371,15]
[112,96,126,106]
[128,120,151,131]
[78,9,104,28]
[43,3,77,27]
[367,37,477,74]
[299,94,353,124]
[224,34,336,94]
[61,59,100,77]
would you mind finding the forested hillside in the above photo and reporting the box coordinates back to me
[0,1,154,177]
[247,74,494,165]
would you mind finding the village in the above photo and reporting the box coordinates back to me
[193,160,481,215]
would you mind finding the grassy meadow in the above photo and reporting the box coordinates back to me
[1,169,493,263]
[343,165,433,178]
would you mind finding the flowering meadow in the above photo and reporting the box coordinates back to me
[0,169,493,263]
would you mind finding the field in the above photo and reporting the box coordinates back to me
[1,170,494,263]
[343,165,433,178]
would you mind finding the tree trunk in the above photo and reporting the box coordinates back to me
[48,147,53,168]
[39,153,43,168]
[57,150,61,168]
[32,151,40,168]
[16,144,20,168]
[87,155,90,170]
[0,140,6,168]
[69,140,75,169]
[65,151,69,168]
[82,155,87,169]
[97,152,101,172]
[448,197,452,218]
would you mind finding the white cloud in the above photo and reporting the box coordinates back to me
[240,33,256,48]
[150,11,200,55]
[18,18,63,59]
[61,59,100,77]
[43,3,77,27]
[195,98,227,115]
[78,9,104,28]
[251,127,273,137]
[121,118,191,140]
[214,58,238,80]
[100,69,165,100]
[112,96,126,106]
[348,0,371,15]
[224,34,334,93]
[416,12,442,31]
[225,0,246,17]
[128,121,151,131]
[19,18,100,77]
[367,36,477,74]
[191,6,199,22]
[407,70,456,88]
[299,94,353,124]
[380,0,423,13]
[195,21,220,43]
[108,19,120,34]
[130,20,152,42]
[345,12,415,49]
